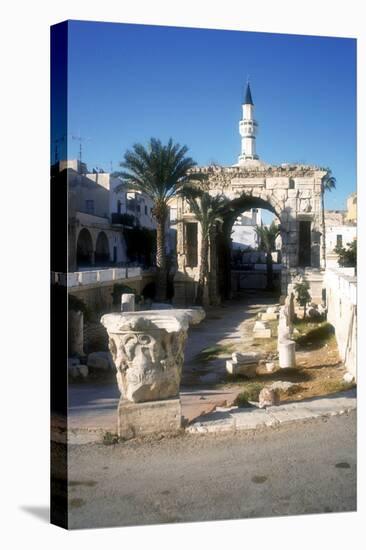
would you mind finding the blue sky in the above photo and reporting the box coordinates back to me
[56,20,356,212]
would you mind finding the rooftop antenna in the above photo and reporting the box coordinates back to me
[71,133,91,169]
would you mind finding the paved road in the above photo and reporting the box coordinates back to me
[66,410,356,529]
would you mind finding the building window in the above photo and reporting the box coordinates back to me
[289,179,295,189]
[85,200,94,215]
[336,234,343,248]
[186,222,198,267]
[145,205,148,215]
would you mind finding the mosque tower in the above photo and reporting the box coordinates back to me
[238,82,260,165]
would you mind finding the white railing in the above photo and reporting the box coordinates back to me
[53,266,148,288]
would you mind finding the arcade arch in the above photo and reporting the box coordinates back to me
[76,228,93,267]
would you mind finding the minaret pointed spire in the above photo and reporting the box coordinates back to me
[244,81,254,105]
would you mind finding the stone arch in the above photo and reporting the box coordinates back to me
[95,231,110,264]
[216,194,283,300]
[76,228,93,267]
[173,165,325,306]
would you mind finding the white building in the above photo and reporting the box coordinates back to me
[325,200,357,268]
[57,160,158,270]
[231,208,262,249]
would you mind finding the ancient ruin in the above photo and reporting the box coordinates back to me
[101,308,205,437]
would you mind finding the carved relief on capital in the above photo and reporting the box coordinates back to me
[101,313,201,403]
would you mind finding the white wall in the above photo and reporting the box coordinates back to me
[325,267,357,379]
[231,225,258,249]
[325,224,356,253]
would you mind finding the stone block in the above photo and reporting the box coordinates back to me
[226,360,257,378]
[232,351,261,364]
[294,177,314,187]
[289,221,298,231]
[287,189,298,198]
[253,328,272,339]
[254,320,268,331]
[288,231,298,244]
[273,188,288,201]
[285,198,297,211]
[118,397,181,439]
[265,177,290,190]
[261,312,278,321]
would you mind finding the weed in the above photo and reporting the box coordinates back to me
[102,431,119,445]
[194,343,234,363]
[319,379,356,395]
[295,322,335,350]
[233,382,265,407]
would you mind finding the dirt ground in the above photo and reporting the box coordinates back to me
[199,304,354,406]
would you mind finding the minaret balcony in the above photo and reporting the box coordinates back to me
[239,120,258,131]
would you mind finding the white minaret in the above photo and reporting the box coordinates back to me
[238,82,259,165]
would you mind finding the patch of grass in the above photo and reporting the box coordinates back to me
[102,431,119,445]
[194,343,234,363]
[294,322,335,350]
[233,382,265,407]
[319,379,356,395]
[293,317,325,332]
[251,338,277,354]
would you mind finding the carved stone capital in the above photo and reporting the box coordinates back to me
[101,309,205,403]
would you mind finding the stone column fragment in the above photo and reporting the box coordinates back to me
[101,308,205,438]
[121,293,135,312]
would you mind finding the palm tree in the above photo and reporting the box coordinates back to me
[115,138,200,301]
[321,169,336,268]
[181,187,228,305]
[255,222,280,290]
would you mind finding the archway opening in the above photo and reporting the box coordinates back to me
[95,231,110,265]
[76,228,93,268]
[216,195,283,300]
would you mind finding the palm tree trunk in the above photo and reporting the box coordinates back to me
[196,237,209,305]
[266,251,274,290]
[321,187,326,269]
[155,218,167,301]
